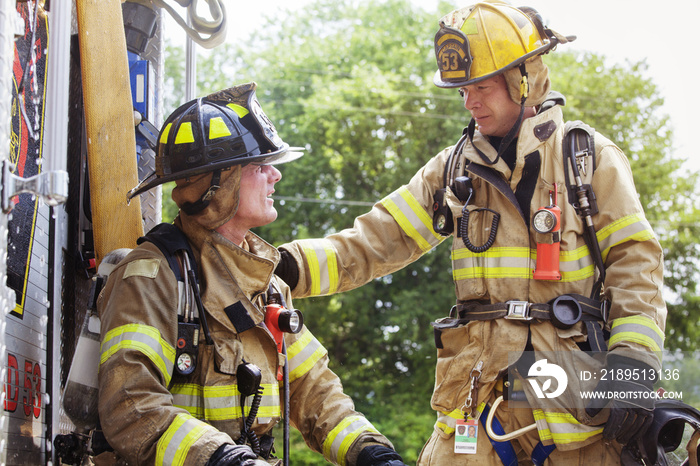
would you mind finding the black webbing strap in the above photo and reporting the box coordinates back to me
[451,294,608,352]
[454,294,603,321]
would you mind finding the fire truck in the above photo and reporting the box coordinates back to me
[0,1,224,463]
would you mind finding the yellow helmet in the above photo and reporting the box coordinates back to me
[434,2,570,89]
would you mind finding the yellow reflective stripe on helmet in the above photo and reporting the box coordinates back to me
[208,116,232,140]
[100,323,176,386]
[597,213,656,260]
[227,103,249,118]
[174,121,195,144]
[287,329,327,383]
[381,186,444,253]
[156,413,215,466]
[299,239,339,296]
[323,415,380,466]
[170,382,281,421]
[609,315,665,353]
[160,122,172,144]
[533,409,603,444]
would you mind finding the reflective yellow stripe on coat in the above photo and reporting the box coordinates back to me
[609,315,665,353]
[323,415,381,466]
[380,186,444,252]
[156,413,216,466]
[298,239,340,296]
[452,212,657,283]
[533,409,603,445]
[170,383,281,420]
[287,329,327,382]
[100,323,176,386]
[434,404,486,435]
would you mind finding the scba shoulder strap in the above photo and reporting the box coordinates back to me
[137,222,196,283]
[138,223,213,378]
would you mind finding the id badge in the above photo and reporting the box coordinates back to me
[454,418,478,454]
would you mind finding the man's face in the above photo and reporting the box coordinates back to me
[232,163,282,232]
[460,75,521,137]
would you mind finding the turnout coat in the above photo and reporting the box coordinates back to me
[98,214,393,465]
[280,104,667,452]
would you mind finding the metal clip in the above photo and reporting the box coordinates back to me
[463,361,483,419]
[505,301,532,320]
[575,148,589,176]
[2,160,68,212]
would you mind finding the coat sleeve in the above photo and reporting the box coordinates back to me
[591,137,667,370]
[283,317,394,466]
[281,150,450,299]
[97,245,232,465]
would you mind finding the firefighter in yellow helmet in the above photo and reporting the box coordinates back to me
[275,3,667,464]
[97,83,407,466]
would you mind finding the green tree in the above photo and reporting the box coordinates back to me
[162,0,699,462]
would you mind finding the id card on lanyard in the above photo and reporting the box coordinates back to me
[454,418,479,454]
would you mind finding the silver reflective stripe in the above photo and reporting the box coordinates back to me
[170,383,281,420]
[156,413,215,466]
[435,409,461,435]
[323,415,380,466]
[100,323,175,385]
[287,329,327,382]
[452,246,532,281]
[533,409,603,445]
[597,213,656,258]
[299,239,339,296]
[609,316,665,352]
[381,187,443,252]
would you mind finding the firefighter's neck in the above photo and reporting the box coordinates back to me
[215,221,247,247]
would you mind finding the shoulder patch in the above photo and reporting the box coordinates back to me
[123,258,161,279]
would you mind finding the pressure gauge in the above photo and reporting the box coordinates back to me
[434,214,447,231]
[532,209,558,234]
[177,352,196,375]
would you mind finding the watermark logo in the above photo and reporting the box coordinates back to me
[528,359,568,399]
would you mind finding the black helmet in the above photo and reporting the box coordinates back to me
[623,400,700,465]
[128,82,302,200]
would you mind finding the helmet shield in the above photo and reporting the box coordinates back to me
[434,26,472,87]
[128,82,303,200]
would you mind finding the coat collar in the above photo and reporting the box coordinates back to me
[175,214,280,327]
[463,106,564,177]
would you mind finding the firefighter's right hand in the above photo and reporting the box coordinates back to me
[356,444,408,466]
[205,444,266,466]
[584,354,655,445]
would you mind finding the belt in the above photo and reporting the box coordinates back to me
[447,294,608,352]
[455,294,605,324]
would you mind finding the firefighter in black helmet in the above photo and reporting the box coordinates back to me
[99,83,407,466]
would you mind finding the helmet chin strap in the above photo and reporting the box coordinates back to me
[468,63,529,166]
[180,169,222,215]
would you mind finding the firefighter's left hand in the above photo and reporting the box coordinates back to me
[585,353,655,445]
[356,444,408,466]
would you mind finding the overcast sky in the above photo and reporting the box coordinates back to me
[168,0,699,172]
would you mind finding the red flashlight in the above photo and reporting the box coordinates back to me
[533,186,561,281]
[264,293,304,380]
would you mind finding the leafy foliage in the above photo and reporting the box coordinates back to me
[162,0,699,462]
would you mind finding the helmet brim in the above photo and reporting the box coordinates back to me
[127,144,304,200]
